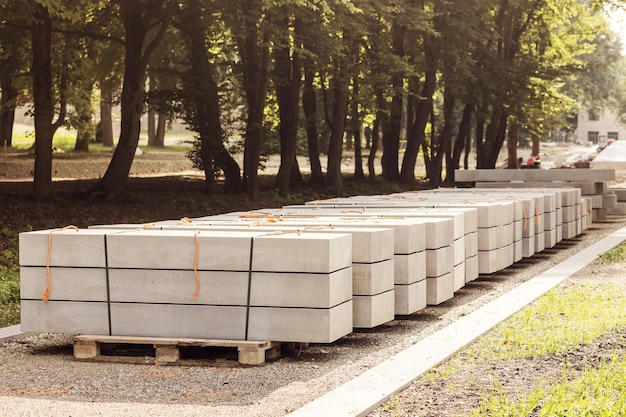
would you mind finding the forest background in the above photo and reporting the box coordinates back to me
[1,0,626,202]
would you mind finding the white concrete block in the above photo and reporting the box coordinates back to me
[394,281,427,315]
[425,245,454,278]
[465,255,479,282]
[105,230,352,274]
[394,251,426,285]
[353,259,395,296]
[426,272,454,305]
[20,267,108,301]
[453,263,466,292]
[110,303,248,340]
[352,290,395,328]
[108,269,249,305]
[19,228,113,268]
[248,300,353,343]
[20,300,110,334]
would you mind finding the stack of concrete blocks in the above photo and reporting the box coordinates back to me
[276,206,457,306]
[456,168,613,224]
[185,216,429,318]
[156,223,396,330]
[20,228,355,343]
[319,194,511,276]
[300,198,478,291]
[606,187,626,215]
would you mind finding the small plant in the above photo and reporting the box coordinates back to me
[382,394,404,416]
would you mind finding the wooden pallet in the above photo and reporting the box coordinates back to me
[73,335,281,366]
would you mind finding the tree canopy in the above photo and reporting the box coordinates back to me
[0,0,624,200]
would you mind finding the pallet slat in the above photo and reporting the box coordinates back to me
[73,335,281,366]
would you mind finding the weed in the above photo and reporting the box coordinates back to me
[598,242,626,264]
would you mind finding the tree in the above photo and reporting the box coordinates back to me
[89,0,176,199]
[177,0,241,193]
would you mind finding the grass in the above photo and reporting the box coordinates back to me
[399,243,626,417]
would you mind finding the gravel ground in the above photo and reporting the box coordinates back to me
[1,217,625,417]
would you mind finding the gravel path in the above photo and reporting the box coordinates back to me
[1,218,625,417]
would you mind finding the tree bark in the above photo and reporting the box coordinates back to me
[0,75,16,148]
[450,103,473,181]
[400,68,436,184]
[507,123,519,168]
[99,84,114,147]
[90,0,174,199]
[302,67,324,184]
[275,15,302,195]
[235,1,270,200]
[179,0,241,193]
[368,93,386,182]
[325,77,348,194]
[381,24,406,182]
[351,74,364,179]
[32,4,62,200]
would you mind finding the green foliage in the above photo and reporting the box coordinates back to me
[467,284,626,361]
[0,248,19,306]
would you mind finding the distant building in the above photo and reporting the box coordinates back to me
[576,108,626,146]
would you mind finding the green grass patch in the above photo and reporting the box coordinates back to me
[466,283,626,361]
[598,242,626,264]
[471,353,626,417]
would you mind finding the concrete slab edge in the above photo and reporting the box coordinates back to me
[288,227,626,417]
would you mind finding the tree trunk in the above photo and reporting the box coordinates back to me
[0,75,16,147]
[302,67,324,184]
[275,15,302,195]
[368,93,386,182]
[450,103,473,181]
[531,134,540,157]
[90,0,174,199]
[400,69,436,183]
[326,77,348,194]
[236,1,270,200]
[352,75,364,179]
[147,108,156,145]
[507,123,519,168]
[381,23,405,182]
[31,4,56,200]
[477,109,508,168]
[155,112,166,146]
[179,0,241,193]
[74,83,95,152]
[99,84,114,147]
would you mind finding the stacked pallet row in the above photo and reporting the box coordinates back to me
[19,187,589,346]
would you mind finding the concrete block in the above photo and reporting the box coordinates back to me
[20,300,110,334]
[608,188,626,201]
[352,290,395,328]
[607,202,626,215]
[353,259,395,296]
[110,303,249,340]
[108,269,250,305]
[20,267,108,301]
[465,255,479,282]
[19,228,112,268]
[394,281,427,315]
[455,168,615,182]
[478,249,501,274]
[603,194,617,209]
[248,300,353,343]
[105,230,352,274]
[453,263,466,292]
[535,231,546,252]
[425,245,454,278]
[394,251,426,285]
[426,272,454,305]
[250,269,352,309]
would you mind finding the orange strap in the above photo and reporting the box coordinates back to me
[43,226,79,301]
[178,217,193,224]
[193,230,200,300]
[534,199,541,224]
